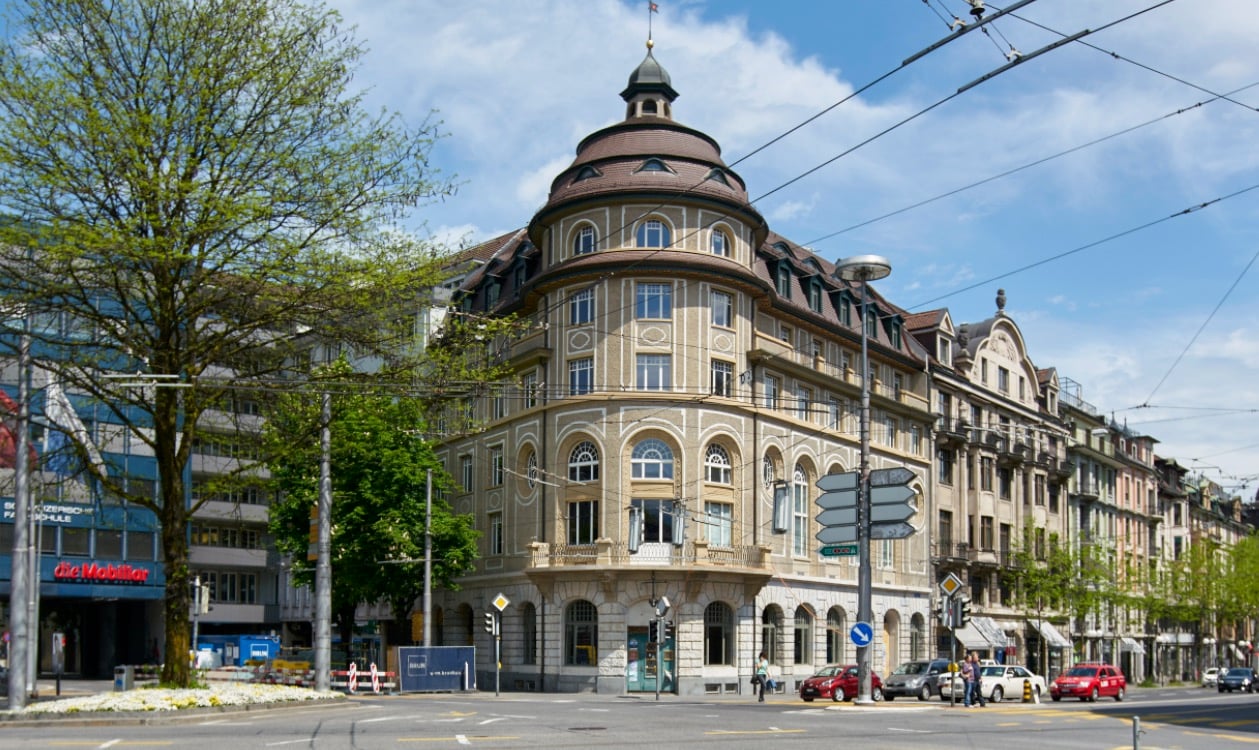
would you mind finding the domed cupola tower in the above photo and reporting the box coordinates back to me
[621,41,678,120]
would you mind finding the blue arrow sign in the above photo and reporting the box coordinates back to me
[850,622,873,647]
[816,471,858,491]
[817,507,857,527]
[815,525,858,544]
[870,484,916,506]
[869,467,915,487]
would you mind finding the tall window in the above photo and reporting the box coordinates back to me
[574,225,596,255]
[882,415,898,447]
[710,230,731,257]
[998,366,1010,393]
[704,502,732,546]
[796,386,812,421]
[980,457,994,491]
[762,607,782,665]
[636,282,672,319]
[461,455,473,492]
[490,446,504,486]
[636,354,671,391]
[980,515,994,550]
[808,282,822,313]
[763,374,780,409]
[826,608,845,663]
[522,371,538,409]
[704,602,734,665]
[828,397,841,428]
[776,265,791,298]
[710,290,733,327]
[631,438,674,479]
[569,288,594,324]
[488,512,503,555]
[568,441,600,482]
[635,219,670,248]
[522,602,538,664]
[711,360,733,396]
[569,357,593,396]
[879,539,894,568]
[938,448,954,485]
[564,600,598,665]
[704,443,732,484]
[631,498,677,543]
[794,606,813,664]
[568,500,599,545]
[939,510,953,546]
[792,464,808,556]
[998,467,1012,499]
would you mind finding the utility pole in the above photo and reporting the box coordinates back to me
[6,315,31,708]
[315,391,331,691]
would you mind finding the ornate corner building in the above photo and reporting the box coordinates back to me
[431,45,934,696]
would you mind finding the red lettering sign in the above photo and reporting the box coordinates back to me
[53,560,151,584]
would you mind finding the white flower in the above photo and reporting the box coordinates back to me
[14,684,340,715]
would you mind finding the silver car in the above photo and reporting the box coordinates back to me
[883,658,951,701]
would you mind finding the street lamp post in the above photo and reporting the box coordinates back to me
[834,254,891,705]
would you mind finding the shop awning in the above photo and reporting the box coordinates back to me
[1120,637,1146,655]
[954,616,1009,651]
[1028,619,1071,649]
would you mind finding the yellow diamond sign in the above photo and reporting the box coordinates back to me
[492,592,510,612]
[940,573,963,598]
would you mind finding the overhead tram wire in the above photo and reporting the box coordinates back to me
[1139,240,1259,406]
[802,81,1259,245]
[907,181,1259,310]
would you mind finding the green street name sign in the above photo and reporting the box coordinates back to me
[819,543,859,557]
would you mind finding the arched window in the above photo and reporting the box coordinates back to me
[565,600,598,665]
[569,441,599,482]
[522,602,538,664]
[826,607,846,663]
[526,451,538,489]
[711,230,731,257]
[761,606,782,665]
[635,219,671,248]
[792,463,809,556]
[762,455,776,489]
[794,606,813,665]
[910,613,926,660]
[631,438,674,479]
[704,601,734,665]
[704,443,732,484]
[573,225,597,255]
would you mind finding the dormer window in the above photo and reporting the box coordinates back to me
[705,168,731,186]
[885,317,902,348]
[937,336,953,366]
[864,306,879,339]
[636,158,674,174]
[808,280,823,313]
[573,165,601,182]
[636,219,671,248]
[775,263,792,299]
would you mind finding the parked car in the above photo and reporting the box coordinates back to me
[883,658,951,701]
[976,664,1047,702]
[1218,667,1256,693]
[1050,663,1126,702]
[1202,667,1220,688]
[800,664,883,702]
[935,659,995,701]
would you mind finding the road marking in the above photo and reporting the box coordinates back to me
[264,741,312,747]
[359,715,406,724]
[397,737,520,744]
[478,718,507,725]
[456,736,469,746]
[706,729,807,736]
[101,742,120,750]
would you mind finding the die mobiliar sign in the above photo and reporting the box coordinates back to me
[53,560,152,584]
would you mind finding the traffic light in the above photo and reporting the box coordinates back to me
[663,621,675,641]
[939,599,952,629]
[954,597,971,628]
[648,620,659,643]
[484,611,495,634]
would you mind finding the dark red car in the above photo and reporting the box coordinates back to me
[800,663,883,702]
[1050,663,1126,702]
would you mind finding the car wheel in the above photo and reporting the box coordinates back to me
[1115,687,1125,702]
[872,687,883,702]
[1089,686,1099,702]
[918,684,932,701]
[991,686,1003,703]
[802,696,814,702]
[885,694,895,702]
[1051,695,1061,702]
[1219,686,1225,693]
[832,688,845,702]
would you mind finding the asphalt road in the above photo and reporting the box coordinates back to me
[1,683,1256,749]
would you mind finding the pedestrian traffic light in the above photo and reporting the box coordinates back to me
[484,611,495,634]
[958,597,971,628]
[648,620,659,642]
[939,599,952,629]
[664,621,675,641]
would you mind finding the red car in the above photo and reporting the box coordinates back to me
[800,663,883,702]
[1050,663,1126,702]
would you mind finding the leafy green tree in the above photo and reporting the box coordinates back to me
[264,361,479,655]
[1002,527,1077,673]
[0,0,457,686]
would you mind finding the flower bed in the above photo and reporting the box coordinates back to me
[17,683,338,715]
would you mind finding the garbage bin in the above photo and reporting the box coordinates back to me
[114,665,135,692]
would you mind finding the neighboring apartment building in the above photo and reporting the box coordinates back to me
[910,291,1072,679]
[429,46,934,695]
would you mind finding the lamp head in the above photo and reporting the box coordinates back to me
[834,254,892,283]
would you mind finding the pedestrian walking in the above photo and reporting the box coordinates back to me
[754,651,769,702]
[966,652,987,707]
[960,653,975,707]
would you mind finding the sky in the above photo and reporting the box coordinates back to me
[329,0,1259,498]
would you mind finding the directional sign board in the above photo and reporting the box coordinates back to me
[816,472,858,492]
[816,508,857,527]
[869,467,915,487]
[869,501,916,524]
[870,484,916,506]
[819,542,858,557]
[868,521,916,540]
[850,622,873,647]
[816,524,858,544]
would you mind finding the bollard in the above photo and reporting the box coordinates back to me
[1023,678,1032,702]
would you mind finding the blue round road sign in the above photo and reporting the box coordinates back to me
[850,621,873,647]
